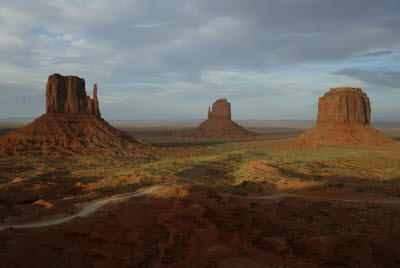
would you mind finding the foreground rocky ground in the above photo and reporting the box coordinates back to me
[1,184,400,267]
[1,131,400,267]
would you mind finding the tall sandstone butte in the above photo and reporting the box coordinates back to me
[298,87,396,147]
[175,98,254,139]
[208,98,232,119]
[46,74,100,116]
[0,74,149,156]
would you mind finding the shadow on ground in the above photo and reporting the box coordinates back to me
[174,162,235,184]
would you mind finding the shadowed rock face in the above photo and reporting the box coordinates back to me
[298,87,395,147]
[0,74,150,156]
[93,84,100,117]
[317,87,370,125]
[46,74,100,116]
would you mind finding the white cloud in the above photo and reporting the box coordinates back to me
[0,0,399,120]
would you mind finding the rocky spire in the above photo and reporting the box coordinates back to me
[93,84,100,116]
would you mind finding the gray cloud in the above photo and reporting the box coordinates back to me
[335,68,400,89]
[0,0,399,120]
[357,50,395,57]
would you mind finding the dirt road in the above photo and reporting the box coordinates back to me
[0,184,172,231]
[2,184,399,231]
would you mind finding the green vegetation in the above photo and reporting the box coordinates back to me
[1,124,400,203]
[1,136,399,197]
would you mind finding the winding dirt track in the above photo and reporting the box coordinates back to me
[1,184,400,231]
[0,184,170,231]
[219,192,400,203]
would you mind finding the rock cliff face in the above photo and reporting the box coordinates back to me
[174,99,254,139]
[298,87,395,147]
[208,98,231,119]
[317,87,370,125]
[46,74,100,116]
[0,74,150,156]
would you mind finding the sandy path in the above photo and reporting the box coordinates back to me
[2,184,400,231]
[219,192,400,204]
[0,184,171,231]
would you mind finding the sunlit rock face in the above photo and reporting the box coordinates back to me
[297,87,396,147]
[317,87,370,125]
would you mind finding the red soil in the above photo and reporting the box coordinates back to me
[1,185,399,267]
[297,123,396,148]
[0,113,151,156]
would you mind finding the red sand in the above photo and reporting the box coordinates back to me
[1,185,399,267]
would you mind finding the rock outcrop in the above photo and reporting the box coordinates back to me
[174,99,255,139]
[0,74,150,156]
[298,87,396,147]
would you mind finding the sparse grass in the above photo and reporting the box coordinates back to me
[2,141,399,189]
[110,124,190,130]
[1,129,400,207]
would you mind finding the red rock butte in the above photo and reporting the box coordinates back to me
[46,74,101,116]
[0,74,150,156]
[298,87,396,147]
[174,98,255,139]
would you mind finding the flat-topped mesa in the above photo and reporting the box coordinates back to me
[46,73,101,116]
[317,87,370,125]
[208,98,231,119]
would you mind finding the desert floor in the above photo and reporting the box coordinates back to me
[0,123,400,267]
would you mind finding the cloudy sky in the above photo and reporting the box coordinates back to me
[1,0,399,121]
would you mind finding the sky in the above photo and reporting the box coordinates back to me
[0,0,399,121]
